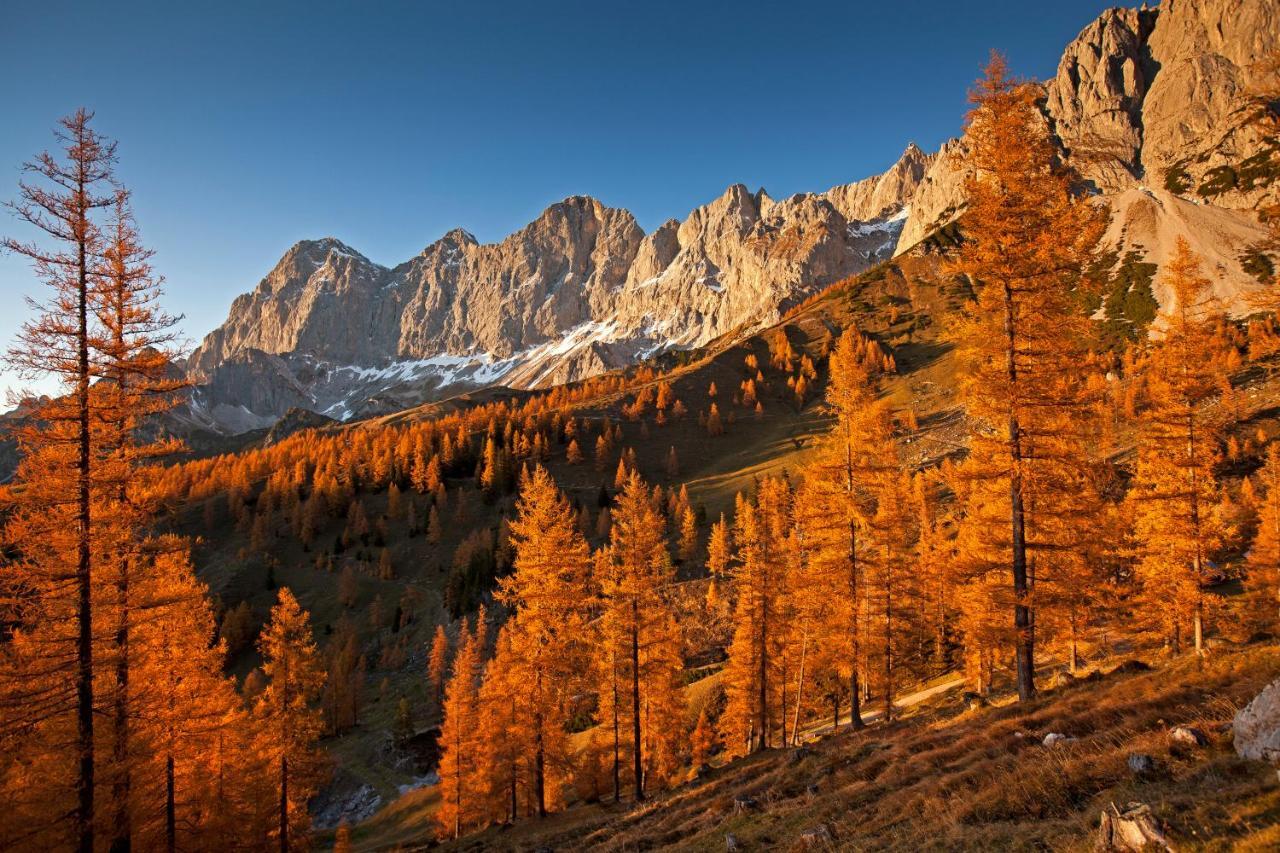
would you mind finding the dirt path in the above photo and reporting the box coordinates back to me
[796,674,967,742]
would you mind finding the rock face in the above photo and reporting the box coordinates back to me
[1044,6,1157,194]
[896,0,1280,252]
[188,150,921,432]
[1234,677,1280,764]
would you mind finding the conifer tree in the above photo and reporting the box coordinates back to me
[721,478,794,753]
[949,55,1105,699]
[1130,238,1229,654]
[800,327,889,728]
[678,506,700,563]
[866,466,919,720]
[1,110,117,852]
[1247,444,1280,633]
[497,466,591,816]
[475,627,526,824]
[595,472,684,800]
[255,589,325,851]
[436,616,482,838]
[428,625,451,713]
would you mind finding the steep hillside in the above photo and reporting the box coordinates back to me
[153,228,1280,846]
[353,643,1280,852]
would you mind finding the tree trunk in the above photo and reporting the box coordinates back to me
[75,177,95,853]
[631,602,644,801]
[846,452,866,731]
[884,573,894,723]
[1005,282,1035,702]
[453,717,462,839]
[791,635,808,747]
[279,755,289,853]
[509,764,517,824]
[611,670,620,803]
[111,557,132,853]
[166,754,175,853]
[534,713,546,818]
[757,592,769,751]
[1188,409,1205,657]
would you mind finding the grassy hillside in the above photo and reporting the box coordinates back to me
[348,642,1280,852]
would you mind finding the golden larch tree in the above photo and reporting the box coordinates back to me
[949,54,1105,699]
[1130,238,1230,654]
[496,465,591,816]
[255,588,326,852]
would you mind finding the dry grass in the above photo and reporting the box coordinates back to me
[384,643,1280,852]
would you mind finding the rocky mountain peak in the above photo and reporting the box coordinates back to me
[187,163,913,433]
[823,141,932,223]
[435,227,477,248]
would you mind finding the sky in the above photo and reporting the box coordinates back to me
[0,0,1121,398]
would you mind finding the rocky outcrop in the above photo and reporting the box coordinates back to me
[894,138,969,252]
[1234,677,1280,764]
[188,151,920,432]
[1044,6,1157,194]
[1142,0,1280,208]
[896,0,1280,252]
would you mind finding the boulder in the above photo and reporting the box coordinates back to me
[1096,802,1174,851]
[1044,732,1079,748]
[1234,677,1280,764]
[799,823,835,847]
[1169,725,1208,748]
[1126,753,1157,776]
[310,781,381,831]
[787,746,813,765]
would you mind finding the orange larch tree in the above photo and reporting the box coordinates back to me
[255,588,326,852]
[1130,238,1230,655]
[496,465,591,817]
[0,109,117,853]
[594,471,685,800]
[436,615,483,838]
[949,54,1105,700]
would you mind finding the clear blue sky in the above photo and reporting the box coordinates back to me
[0,0,1120,397]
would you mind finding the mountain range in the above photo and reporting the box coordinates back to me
[180,0,1278,436]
